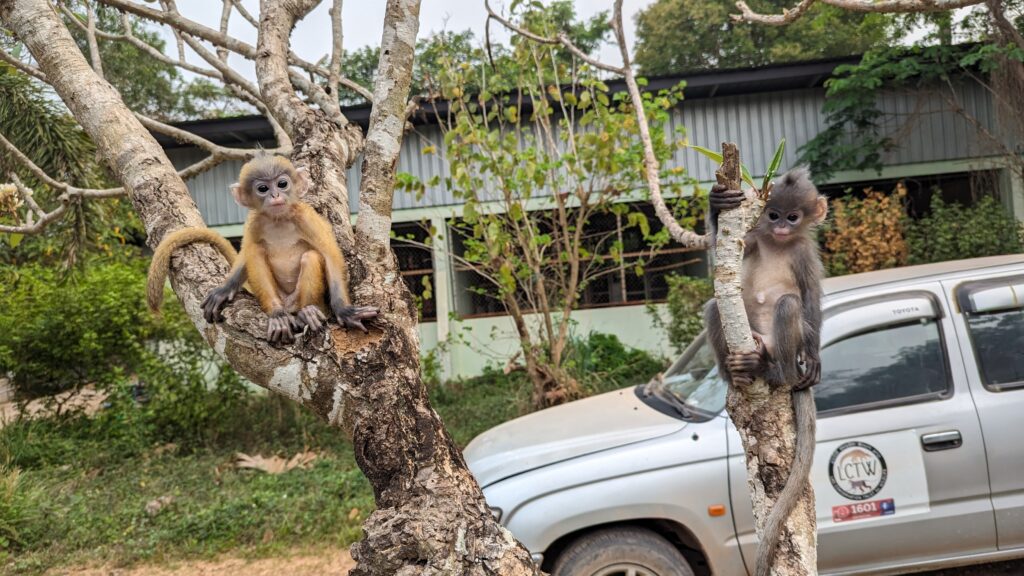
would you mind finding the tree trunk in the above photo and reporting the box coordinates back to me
[0,1,539,573]
[714,144,817,576]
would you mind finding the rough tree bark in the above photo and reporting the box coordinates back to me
[0,0,539,573]
[714,144,817,576]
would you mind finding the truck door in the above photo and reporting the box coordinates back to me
[945,272,1024,550]
[728,286,995,574]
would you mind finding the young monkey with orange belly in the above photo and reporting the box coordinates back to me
[147,155,378,344]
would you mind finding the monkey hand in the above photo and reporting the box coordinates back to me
[710,183,746,212]
[296,305,327,334]
[726,333,769,386]
[333,304,380,333]
[796,354,821,390]
[267,310,301,344]
[202,285,238,323]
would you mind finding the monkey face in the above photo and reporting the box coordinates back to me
[252,173,295,215]
[764,207,805,242]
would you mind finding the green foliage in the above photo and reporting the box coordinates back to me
[906,194,1024,265]
[395,1,691,407]
[801,43,1024,180]
[0,261,157,397]
[633,0,894,75]
[338,2,609,105]
[0,466,40,556]
[563,332,665,394]
[649,275,714,353]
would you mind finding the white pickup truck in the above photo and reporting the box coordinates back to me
[465,254,1024,576]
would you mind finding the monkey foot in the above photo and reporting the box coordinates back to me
[296,305,327,333]
[333,305,380,333]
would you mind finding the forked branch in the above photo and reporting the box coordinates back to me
[733,0,986,25]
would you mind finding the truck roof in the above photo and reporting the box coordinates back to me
[823,254,1024,296]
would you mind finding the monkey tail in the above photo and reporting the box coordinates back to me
[754,386,817,576]
[146,227,238,313]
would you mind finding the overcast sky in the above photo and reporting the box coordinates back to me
[166,1,654,85]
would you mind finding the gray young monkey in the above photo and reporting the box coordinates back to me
[703,168,827,576]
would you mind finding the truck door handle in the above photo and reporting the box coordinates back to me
[921,430,962,451]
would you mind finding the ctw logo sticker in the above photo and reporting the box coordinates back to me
[829,441,888,501]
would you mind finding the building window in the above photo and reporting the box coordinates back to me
[451,202,708,318]
[392,222,436,322]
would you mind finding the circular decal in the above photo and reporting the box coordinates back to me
[829,441,887,501]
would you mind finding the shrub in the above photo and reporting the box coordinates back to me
[650,275,714,353]
[0,261,157,398]
[906,194,1024,265]
[0,465,40,555]
[821,184,909,276]
[564,332,665,395]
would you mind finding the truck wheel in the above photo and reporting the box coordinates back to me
[552,526,696,576]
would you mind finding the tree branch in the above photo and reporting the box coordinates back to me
[484,0,625,74]
[733,0,985,25]
[0,46,47,82]
[353,0,421,255]
[85,2,104,77]
[328,0,343,98]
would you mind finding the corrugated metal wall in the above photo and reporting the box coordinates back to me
[172,81,997,227]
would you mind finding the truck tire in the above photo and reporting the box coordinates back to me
[552,526,696,576]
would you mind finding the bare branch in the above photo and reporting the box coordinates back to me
[733,0,985,25]
[328,0,343,98]
[484,0,625,74]
[0,47,48,82]
[85,2,104,77]
[0,127,232,235]
[134,113,290,158]
[217,0,231,63]
[354,0,421,251]
[97,0,374,103]
[230,0,259,28]
[608,0,707,248]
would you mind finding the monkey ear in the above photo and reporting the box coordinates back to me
[814,196,828,223]
[230,182,249,208]
[293,166,310,198]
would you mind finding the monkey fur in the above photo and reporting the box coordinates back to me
[704,168,826,576]
[146,154,378,344]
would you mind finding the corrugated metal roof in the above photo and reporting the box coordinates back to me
[162,77,998,226]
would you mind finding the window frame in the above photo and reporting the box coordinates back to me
[955,274,1024,393]
[816,290,955,419]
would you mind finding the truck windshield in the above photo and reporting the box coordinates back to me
[647,333,728,418]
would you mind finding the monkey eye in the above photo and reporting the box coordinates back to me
[277,179,288,189]
[787,213,800,223]
[767,211,780,222]
[256,184,269,194]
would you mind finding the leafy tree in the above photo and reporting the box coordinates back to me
[339,1,608,105]
[401,8,699,408]
[799,3,1024,181]
[0,61,140,268]
[633,0,895,74]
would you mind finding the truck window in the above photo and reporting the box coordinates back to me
[815,319,951,414]
[965,308,1024,390]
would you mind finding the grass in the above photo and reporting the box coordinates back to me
[0,335,664,575]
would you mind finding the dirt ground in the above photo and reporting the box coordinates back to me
[48,548,355,576]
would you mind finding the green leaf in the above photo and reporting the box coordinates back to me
[687,144,757,189]
[7,233,23,248]
[762,138,786,194]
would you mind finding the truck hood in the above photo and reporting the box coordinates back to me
[464,386,686,487]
